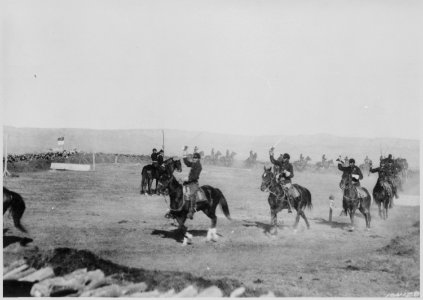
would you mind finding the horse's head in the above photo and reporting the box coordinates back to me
[157,171,173,196]
[260,166,274,191]
[171,157,182,172]
[164,157,182,174]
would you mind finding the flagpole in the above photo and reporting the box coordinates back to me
[162,130,165,155]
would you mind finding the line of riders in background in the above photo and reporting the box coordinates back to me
[149,146,406,221]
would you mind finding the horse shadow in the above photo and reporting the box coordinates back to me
[242,219,291,234]
[151,229,208,243]
[3,232,33,248]
[313,217,351,229]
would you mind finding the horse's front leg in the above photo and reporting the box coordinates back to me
[293,209,301,230]
[358,206,370,229]
[175,216,191,246]
[377,203,382,219]
[270,209,278,235]
[140,176,146,194]
[154,179,159,194]
[349,208,355,231]
[147,178,153,195]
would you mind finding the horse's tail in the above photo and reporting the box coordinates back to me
[215,188,231,220]
[296,185,312,210]
[4,188,27,233]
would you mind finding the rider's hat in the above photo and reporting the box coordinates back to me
[152,148,157,152]
[283,153,290,160]
[193,152,201,159]
[349,158,355,164]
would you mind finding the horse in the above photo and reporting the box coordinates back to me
[260,167,312,235]
[3,187,27,233]
[293,156,311,172]
[341,174,371,230]
[219,151,237,167]
[359,161,372,173]
[372,177,394,220]
[156,172,231,245]
[315,159,334,170]
[140,157,182,195]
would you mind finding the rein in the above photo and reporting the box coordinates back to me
[263,176,285,200]
[161,177,187,213]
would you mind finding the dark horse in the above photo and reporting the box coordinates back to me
[372,178,394,220]
[3,187,27,233]
[260,167,312,235]
[341,174,371,230]
[140,157,182,195]
[157,172,231,245]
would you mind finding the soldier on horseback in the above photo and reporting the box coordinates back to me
[269,147,295,213]
[151,148,159,176]
[157,149,165,172]
[369,160,398,205]
[337,158,363,186]
[151,148,158,165]
[337,158,364,213]
[364,155,370,165]
[182,146,203,220]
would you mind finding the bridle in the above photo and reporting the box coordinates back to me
[158,174,187,213]
[261,170,286,199]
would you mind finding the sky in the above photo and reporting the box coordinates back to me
[2,0,422,139]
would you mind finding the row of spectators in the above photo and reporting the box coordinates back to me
[4,150,151,164]
[5,150,77,163]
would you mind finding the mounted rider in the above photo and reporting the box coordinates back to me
[151,148,159,176]
[182,146,203,220]
[269,147,295,213]
[337,158,363,186]
[322,154,327,164]
[364,155,370,165]
[337,158,365,210]
[369,160,398,205]
[151,148,158,165]
[157,149,165,171]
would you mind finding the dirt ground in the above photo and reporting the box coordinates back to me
[3,163,420,297]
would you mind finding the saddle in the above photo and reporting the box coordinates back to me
[282,183,300,198]
[353,186,368,199]
[183,187,207,203]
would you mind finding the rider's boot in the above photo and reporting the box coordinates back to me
[187,195,195,220]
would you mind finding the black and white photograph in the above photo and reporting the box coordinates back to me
[2,0,421,297]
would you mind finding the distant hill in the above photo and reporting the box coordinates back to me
[3,126,420,169]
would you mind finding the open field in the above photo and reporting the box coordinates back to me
[3,162,420,297]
